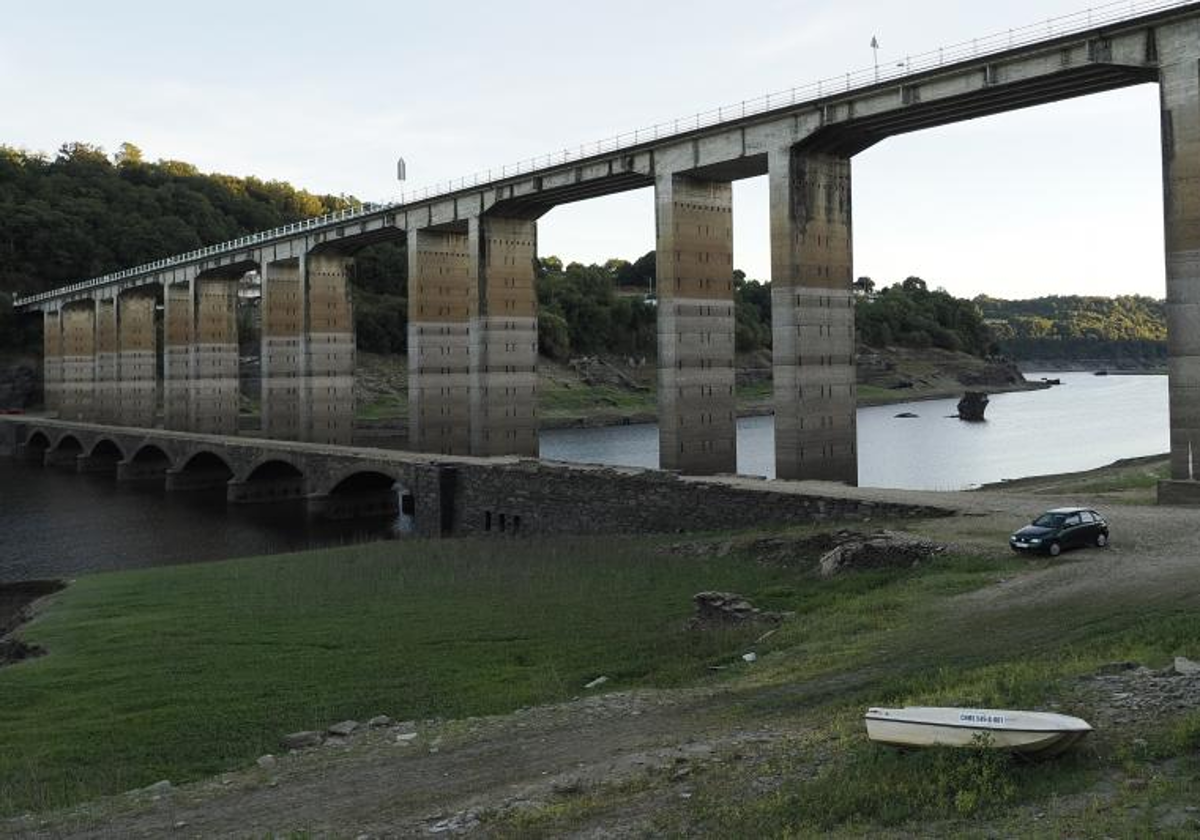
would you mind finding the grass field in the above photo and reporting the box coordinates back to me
[6,517,1200,834]
[0,534,796,816]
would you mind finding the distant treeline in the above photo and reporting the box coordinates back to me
[975,294,1167,363]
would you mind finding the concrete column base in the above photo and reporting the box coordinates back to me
[1158,479,1200,506]
[227,478,306,504]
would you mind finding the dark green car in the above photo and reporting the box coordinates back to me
[1009,507,1109,557]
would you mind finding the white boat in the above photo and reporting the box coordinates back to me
[865,706,1092,757]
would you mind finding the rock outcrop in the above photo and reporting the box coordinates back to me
[957,391,989,422]
[688,592,787,630]
[818,531,946,578]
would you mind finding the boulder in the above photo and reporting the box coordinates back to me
[256,754,277,770]
[818,531,946,578]
[367,715,393,728]
[688,592,786,630]
[327,720,359,737]
[957,392,989,422]
[1174,656,1200,676]
[281,731,323,750]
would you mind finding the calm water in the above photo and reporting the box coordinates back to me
[540,373,1170,491]
[0,372,1168,582]
[0,466,407,584]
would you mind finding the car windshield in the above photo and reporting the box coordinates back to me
[1033,513,1067,528]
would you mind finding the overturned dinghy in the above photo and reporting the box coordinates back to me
[865,707,1092,757]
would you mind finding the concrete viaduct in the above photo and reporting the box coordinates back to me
[12,1,1200,504]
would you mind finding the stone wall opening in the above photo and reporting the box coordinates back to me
[228,459,306,504]
[311,470,406,520]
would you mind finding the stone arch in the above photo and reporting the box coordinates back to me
[179,450,235,478]
[120,443,173,484]
[79,438,125,474]
[44,433,84,468]
[130,443,172,467]
[228,458,307,504]
[88,438,126,460]
[311,469,406,520]
[165,450,236,493]
[53,432,84,453]
[21,429,52,463]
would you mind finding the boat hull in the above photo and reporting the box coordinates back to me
[865,707,1092,756]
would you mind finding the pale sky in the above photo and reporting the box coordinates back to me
[0,0,1168,300]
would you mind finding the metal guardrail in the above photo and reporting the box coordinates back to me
[15,0,1194,308]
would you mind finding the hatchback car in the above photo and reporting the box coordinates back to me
[1009,507,1109,557]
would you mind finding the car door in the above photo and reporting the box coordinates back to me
[1061,513,1083,547]
[1077,511,1097,544]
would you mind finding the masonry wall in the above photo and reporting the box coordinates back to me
[446,461,949,537]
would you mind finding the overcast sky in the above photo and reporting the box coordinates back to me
[0,0,1169,299]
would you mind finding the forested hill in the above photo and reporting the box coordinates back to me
[0,142,349,296]
[975,294,1167,364]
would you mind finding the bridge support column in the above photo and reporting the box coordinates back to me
[467,216,538,457]
[408,228,473,454]
[94,297,118,424]
[654,174,737,475]
[261,260,304,440]
[768,147,858,485]
[60,303,96,422]
[117,292,158,428]
[164,282,194,430]
[303,254,355,445]
[1158,26,1200,504]
[43,309,61,415]
[193,278,240,435]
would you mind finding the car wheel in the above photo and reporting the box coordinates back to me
[1048,541,1062,557]
[1096,533,1108,548]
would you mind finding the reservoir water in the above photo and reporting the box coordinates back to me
[541,372,1170,490]
[0,372,1168,582]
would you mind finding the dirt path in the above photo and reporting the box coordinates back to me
[6,484,1198,839]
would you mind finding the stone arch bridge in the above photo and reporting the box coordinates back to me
[1,417,950,538]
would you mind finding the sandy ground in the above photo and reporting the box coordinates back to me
[4,478,1198,838]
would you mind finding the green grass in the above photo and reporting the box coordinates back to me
[356,392,408,421]
[538,381,655,419]
[0,535,796,816]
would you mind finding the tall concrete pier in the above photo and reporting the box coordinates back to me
[117,291,157,427]
[303,254,355,445]
[261,260,304,440]
[93,297,118,424]
[42,309,61,415]
[408,228,473,454]
[655,173,737,475]
[163,282,193,431]
[59,303,95,422]
[769,148,858,484]
[1159,16,1200,502]
[469,216,538,458]
[193,278,239,435]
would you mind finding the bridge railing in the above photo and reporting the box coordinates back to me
[15,0,1193,309]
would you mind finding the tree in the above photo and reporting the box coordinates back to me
[114,142,144,167]
[853,276,875,297]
